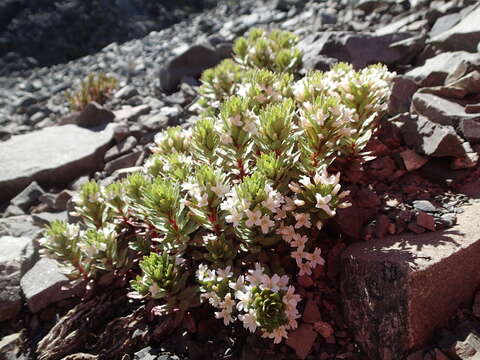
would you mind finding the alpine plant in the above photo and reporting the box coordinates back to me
[41,28,394,344]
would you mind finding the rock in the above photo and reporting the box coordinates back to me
[114,104,151,122]
[303,299,322,323]
[159,40,231,93]
[75,102,115,128]
[419,157,468,185]
[3,205,25,217]
[412,200,436,213]
[54,190,74,211]
[286,323,317,359]
[429,13,462,37]
[141,113,169,131]
[434,348,450,360]
[341,202,480,359]
[0,236,33,321]
[299,31,414,70]
[9,181,45,211]
[429,4,480,52]
[412,92,480,128]
[114,85,138,100]
[0,124,115,203]
[21,258,78,313]
[400,149,428,172]
[400,114,469,158]
[473,291,480,318]
[0,215,41,238]
[105,136,138,162]
[439,213,457,227]
[452,333,480,359]
[313,321,334,339]
[416,211,436,231]
[388,76,419,116]
[405,52,480,87]
[0,333,25,360]
[32,211,68,227]
[104,150,143,174]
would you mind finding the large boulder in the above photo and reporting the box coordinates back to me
[75,102,115,128]
[159,37,232,93]
[341,202,480,359]
[0,124,115,204]
[298,31,414,70]
[429,3,480,52]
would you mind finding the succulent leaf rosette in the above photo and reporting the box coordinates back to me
[40,28,394,344]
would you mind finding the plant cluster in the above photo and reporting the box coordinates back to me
[42,28,394,345]
[65,72,118,111]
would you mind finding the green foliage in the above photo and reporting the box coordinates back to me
[42,28,393,344]
[65,72,118,112]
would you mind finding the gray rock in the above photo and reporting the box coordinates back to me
[104,150,143,174]
[388,76,419,116]
[141,113,169,131]
[298,31,414,70]
[21,258,76,313]
[412,200,437,213]
[405,52,480,87]
[76,102,115,128]
[32,211,68,227]
[439,213,457,227]
[0,215,41,238]
[412,92,480,128]
[0,333,26,360]
[159,39,231,93]
[2,205,25,218]
[0,124,115,203]
[429,13,461,38]
[400,114,469,157]
[0,236,33,321]
[105,136,138,161]
[114,104,151,122]
[9,181,45,211]
[114,85,138,100]
[429,3,480,52]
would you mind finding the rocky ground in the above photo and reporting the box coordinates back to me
[2,0,480,359]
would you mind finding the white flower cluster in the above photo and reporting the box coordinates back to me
[197,263,301,344]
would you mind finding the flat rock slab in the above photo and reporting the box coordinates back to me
[20,258,76,313]
[340,202,480,360]
[0,124,115,203]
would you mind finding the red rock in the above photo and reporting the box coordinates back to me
[286,323,317,359]
[303,299,322,323]
[375,214,391,239]
[416,211,436,231]
[472,291,480,318]
[327,243,346,281]
[313,321,334,339]
[369,156,396,180]
[298,274,314,288]
[434,348,449,360]
[341,203,480,359]
[400,149,428,172]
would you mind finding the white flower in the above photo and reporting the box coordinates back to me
[305,247,326,268]
[243,121,258,135]
[263,326,288,344]
[196,193,209,207]
[245,209,262,228]
[316,220,323,230]
[230,114,243,127]
[283,197,296,211]
[247,263,265,286]
[258,215,274,234]
[338,201,352,208]
[290,233,308,248]
[298,262,312,276]
[262,191,283,213]
[217,266,233,281]
[196,264,209,281]
[299,175,312,188]
[274,207,287,221]
[88,192,101,203]
[277,225,296,243]
[339,190,351,199]
[221,293,235,311]
[294,199,305,207]
[315,193,332,212]
[215,307,234,325]
[235,288,252,312]
[294,213,311,229]
[225,208,242,228]
[220,133,233,145]
[211,183,229,197]
[229,275,245,293]
[291,246,306,266]
[288,182,302,193]
[240,311,258,333]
